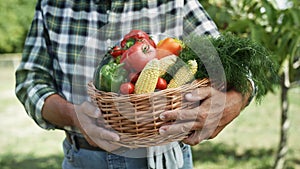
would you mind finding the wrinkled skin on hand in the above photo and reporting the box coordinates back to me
[159,86,248,146]
[73,101,121,151]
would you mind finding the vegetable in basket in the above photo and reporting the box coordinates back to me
[178,33,279,101]
[156,77,167,90]
[158,54,178,76]
[109,46,125,58]
[167,59,198,88]
[156,37,184,59]
[134,58,160,94]
[94,61,128,93]
[120,29,156,49]
[121,40,156,72]
[120,82,135,94]
[133,55,181,94]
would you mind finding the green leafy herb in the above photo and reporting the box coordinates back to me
[179,32,279,102]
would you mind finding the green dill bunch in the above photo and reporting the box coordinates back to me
[179,32,279,102]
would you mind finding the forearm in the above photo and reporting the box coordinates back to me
[227,89,251,111]
[42,94,76,128]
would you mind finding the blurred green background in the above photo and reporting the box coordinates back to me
[0,0,299,169]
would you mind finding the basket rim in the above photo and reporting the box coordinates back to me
[88,78,210,98]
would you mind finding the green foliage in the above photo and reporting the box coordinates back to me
[0,153,63,169]
[180,33,279,101]
[192,142,276,169]
[0,0,36,53]
[200,0,300,87]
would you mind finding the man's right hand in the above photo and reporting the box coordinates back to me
[42,94,120,152]
[73,101,121,152]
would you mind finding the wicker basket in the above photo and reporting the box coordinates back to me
[87,78,210,148]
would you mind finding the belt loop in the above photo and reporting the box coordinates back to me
[70,134,79,151]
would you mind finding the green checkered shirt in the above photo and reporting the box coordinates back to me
[15,0,219,132]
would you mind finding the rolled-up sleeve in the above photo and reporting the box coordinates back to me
[15,1,57,130]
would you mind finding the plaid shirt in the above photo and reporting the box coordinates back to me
[15,0,219,132]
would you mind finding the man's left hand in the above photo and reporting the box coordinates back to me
[159,86,249,146]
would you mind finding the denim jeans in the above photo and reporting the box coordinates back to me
[62,139,193,169]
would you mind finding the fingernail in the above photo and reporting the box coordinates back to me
[185,93,192,99]
[96,108,100,113]
[112,134,120,141]
[95,108,100,115]
[159,128,166,135]
[114,136,120,142]
[159,113,165,120]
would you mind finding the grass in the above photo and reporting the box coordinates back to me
[0,62,299,169]
[192,87,300,169]
[0,63,65,169]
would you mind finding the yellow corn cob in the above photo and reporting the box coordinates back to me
[158,55,178,76]
[134,59,160,94]
[187,60,198,74]
[167,59,198,88]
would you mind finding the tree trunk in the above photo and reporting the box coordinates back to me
[273,74,290,169]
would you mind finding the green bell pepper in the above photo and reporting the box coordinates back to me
[94,61,128,93]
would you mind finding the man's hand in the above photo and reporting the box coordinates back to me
[73,101,121,152]
[158,86,249,146]
[42,94,120,152]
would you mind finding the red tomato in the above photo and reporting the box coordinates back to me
[120,41,156,72]
[120,82,135,94]
[128,72,139,83]
[110,46,125,58]
[156,78,167,90]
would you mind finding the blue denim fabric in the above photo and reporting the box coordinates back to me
[62,139,193,169]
